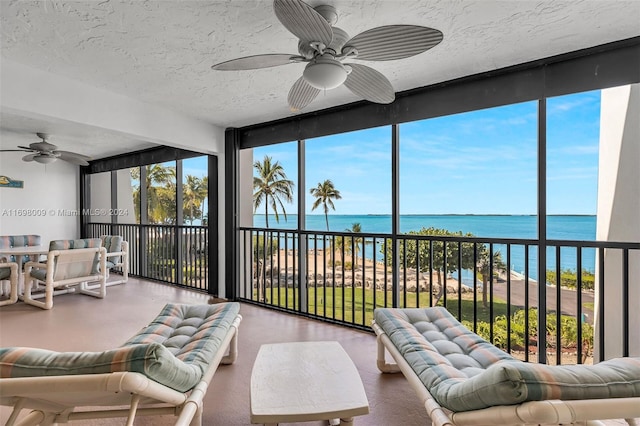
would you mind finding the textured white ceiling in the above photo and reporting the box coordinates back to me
[1,0,639,159]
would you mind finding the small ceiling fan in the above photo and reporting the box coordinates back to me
[0,133,91,166]
[211,0,443,112]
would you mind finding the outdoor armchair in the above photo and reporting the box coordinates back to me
[0,262,19,307]
[22,238,107,310]
[100,235,129,286]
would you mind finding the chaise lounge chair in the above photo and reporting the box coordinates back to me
[373,307,640,426]
[0,302,242,426]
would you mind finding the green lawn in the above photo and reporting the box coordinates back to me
[255,287,513,328]
[254,286,594,357]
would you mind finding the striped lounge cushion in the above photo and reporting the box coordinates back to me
[374,307,640,411]
[0,302,240,392]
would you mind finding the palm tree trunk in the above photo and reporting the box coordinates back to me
[264,198,269,228]
[256,260,264,302]
[482,276,489,307]
[324,213,329,231]
[432,269,444,307]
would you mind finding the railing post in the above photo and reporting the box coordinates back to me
[298,235,308,313]
[176,226,184,286]
[537,97,548,364]
[391,124,400,308]
[298,140,308,314]
[140,225,148,278]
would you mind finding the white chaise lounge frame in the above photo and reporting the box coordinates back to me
[372,321,640,426]
[1,314,241,426]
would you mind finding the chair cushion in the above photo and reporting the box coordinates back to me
[47,239,103,276]
[101,235,123,253]
[374,307,640,412]
[10,235,41,248]
[122,302,239,363]
[0,235,41,264]
[29,268,47,282]
[49,238,101,250]
[0,266,12,280]
[0,302,240,393]
[101,235,123,265]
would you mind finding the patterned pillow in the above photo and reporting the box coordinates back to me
[0,344,199,392]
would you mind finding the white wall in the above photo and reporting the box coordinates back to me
[0,153,80,244]
[595,84,640,360]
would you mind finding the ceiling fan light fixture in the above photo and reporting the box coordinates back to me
[33,154,57,164]
[303,56,347,90]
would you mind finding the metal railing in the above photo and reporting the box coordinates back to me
[86,222,209,292]
[238,226,639,365]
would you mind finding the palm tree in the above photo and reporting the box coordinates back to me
[344,222,363,268]
[200,176,208,224]
[183,175,207,225]
[131,164,176,224]
[476,246,507,307]
[253,156,294,228]
[253,234,277,302]
[309,179,341,231]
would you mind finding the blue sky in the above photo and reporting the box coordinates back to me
[253,90,601,215]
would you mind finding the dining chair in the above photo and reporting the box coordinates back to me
[0,262,19,306]
[100,235,129,286]
[22,238,107,310]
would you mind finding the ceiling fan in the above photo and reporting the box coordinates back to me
[0,133,91,166]
[211,0,443,112]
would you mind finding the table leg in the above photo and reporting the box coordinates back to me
[339,418,354,426]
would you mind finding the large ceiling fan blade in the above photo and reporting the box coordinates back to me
[0,149,31,152]
[274,0,333,47]
[344,63,395,104]
[287,76,320,112]
[17,145,35,151]
[56,151,91,166]
[22,153,37,162]
[212,54,302,70]
[344,25,443,61]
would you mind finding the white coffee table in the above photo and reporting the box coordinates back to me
[250,341,369,426]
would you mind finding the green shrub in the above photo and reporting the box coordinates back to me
[546,269,595,290]
[465,308,593,357]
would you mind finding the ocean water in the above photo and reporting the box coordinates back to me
[252,214,597,279]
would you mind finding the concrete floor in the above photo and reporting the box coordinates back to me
[0,277,427,425]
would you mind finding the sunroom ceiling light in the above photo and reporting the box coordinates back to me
[303,56,348,90]
[33,154,57,164]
